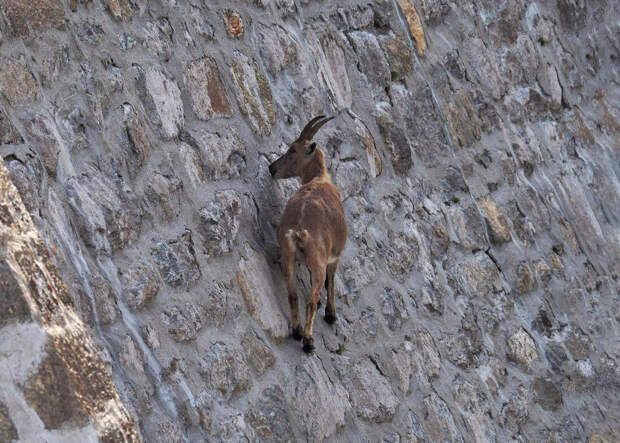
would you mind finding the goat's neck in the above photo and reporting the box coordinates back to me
[301,149,329,184]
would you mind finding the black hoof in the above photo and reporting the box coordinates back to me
[292,326,303,341]
[302,337,315,353]
[324,312,337,325]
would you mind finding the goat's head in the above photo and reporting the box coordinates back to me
[269,115,334,179]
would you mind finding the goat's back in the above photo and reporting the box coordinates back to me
[277,178,347,259]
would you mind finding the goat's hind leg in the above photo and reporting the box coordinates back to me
[302,258,326,353]
[324,260,338,325]
[282,244,302,340]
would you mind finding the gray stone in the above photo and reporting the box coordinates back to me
[290,358,351,441]
[199,342,252,399]
[144,18,174,62]
[67,170,141,253]
[381,287,408,330]
[347,358,399,422]
[236,243,289,342]
[533,375,563,411]
[349,31,391,86]
[0,109,22,145]
[161,303,204,342]
[565,327,592,360]
[507,328,538,368]
[121,261,161,310]
[198,190,241,257]
[230,51,276,136]
[244,385,294,442]
[189,130,246,180]
[137,67,184,139]
[151,231,201,289]
[241,329,275,375]
[422,393,464,443]
[88,273,119,325]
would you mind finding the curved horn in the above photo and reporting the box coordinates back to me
[297,115,334,142]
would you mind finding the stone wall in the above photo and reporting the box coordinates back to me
[0,0,618,441]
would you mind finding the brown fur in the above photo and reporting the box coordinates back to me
[269,117,347,353]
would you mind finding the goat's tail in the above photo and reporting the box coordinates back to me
[292,229,310,251]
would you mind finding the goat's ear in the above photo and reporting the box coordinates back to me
[307,142,316,155]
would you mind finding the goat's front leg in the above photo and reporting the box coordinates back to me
[302,261,326,353]
[324,260,339,324]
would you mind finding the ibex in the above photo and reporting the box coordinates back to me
[269,115,347,353]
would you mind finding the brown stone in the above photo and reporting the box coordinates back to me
[0,0,66,36]
[103,0,131,21]
[0,400,17,442]
[20,342,90,430]
[0,59,39,105]
[0,108,23,144]
[479,197,512,244]
[516,262,534,294]
[221,9,244,38]
[395,0,427,56]
[185,57,232,120]
[445,89,481,148]
[379,34,413,80]
[0,260,32,327]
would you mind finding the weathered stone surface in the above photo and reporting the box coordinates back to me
[221,9,244,38]
[507,328,538,368]
[290,358,351,441]
[137,67,184,139]
[20,342,89,429]
[67,170,140,253]
[236,244,289,342]
[244,385,293,441]
[347,359,399,422]
[103,0,131,21]
[199,342,251,399]
[231,52,275,136]
[349,31,391,86]
[144,18,173,61]
[379,34,413,80]
[395,0,426,56]
[0,0,618,440]
[423,393,464,442]
[161,303,204,342]
[478,197,512,244]
[185,57,232,120]
[88,273,119,325]
[190,129,246,179]
[532,375,563,411]
[0,400,17,442]
[445,89,481,148]
[198,190,241,257]
[0,261,32,327]
[121,261,161,310]
[0,109,22,145]
[0,59,39,105]
[151,231,201,289]
[565,327,592,360]
[0,0,66,36]
[241,329,275,376]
